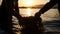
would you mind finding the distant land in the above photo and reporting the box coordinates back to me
[19,4,44,8]
[19,4,58,9]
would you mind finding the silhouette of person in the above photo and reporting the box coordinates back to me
[35,0,60,18]
[0,0,22,34]
[19,16,44,34]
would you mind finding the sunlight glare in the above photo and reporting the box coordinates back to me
[18,0,49,7]
[25,0,33,6]
[27,8,31,16]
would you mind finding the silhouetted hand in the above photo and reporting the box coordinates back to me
[18,16,35,26]
[34,12,42,19]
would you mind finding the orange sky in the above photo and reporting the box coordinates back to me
[0,0,49,6]
[18,0,49,7]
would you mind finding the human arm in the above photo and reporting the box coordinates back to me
[34,0,57,18]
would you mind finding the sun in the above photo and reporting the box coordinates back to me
[18,0,35,7]
[25,0,33,6]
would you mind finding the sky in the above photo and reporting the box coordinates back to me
[0,0,2,5]
[0,0,49,6]
[18,0,49,7]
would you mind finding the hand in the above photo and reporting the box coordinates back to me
[34,12,41,18]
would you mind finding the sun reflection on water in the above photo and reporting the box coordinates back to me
[27,8,31,16]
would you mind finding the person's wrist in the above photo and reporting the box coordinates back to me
[35,12,41,17]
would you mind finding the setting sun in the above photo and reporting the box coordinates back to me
[25,0,33,6]
[18,0,34,7]
[18,0,49,7]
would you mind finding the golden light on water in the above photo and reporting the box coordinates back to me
[27,8,31,16]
